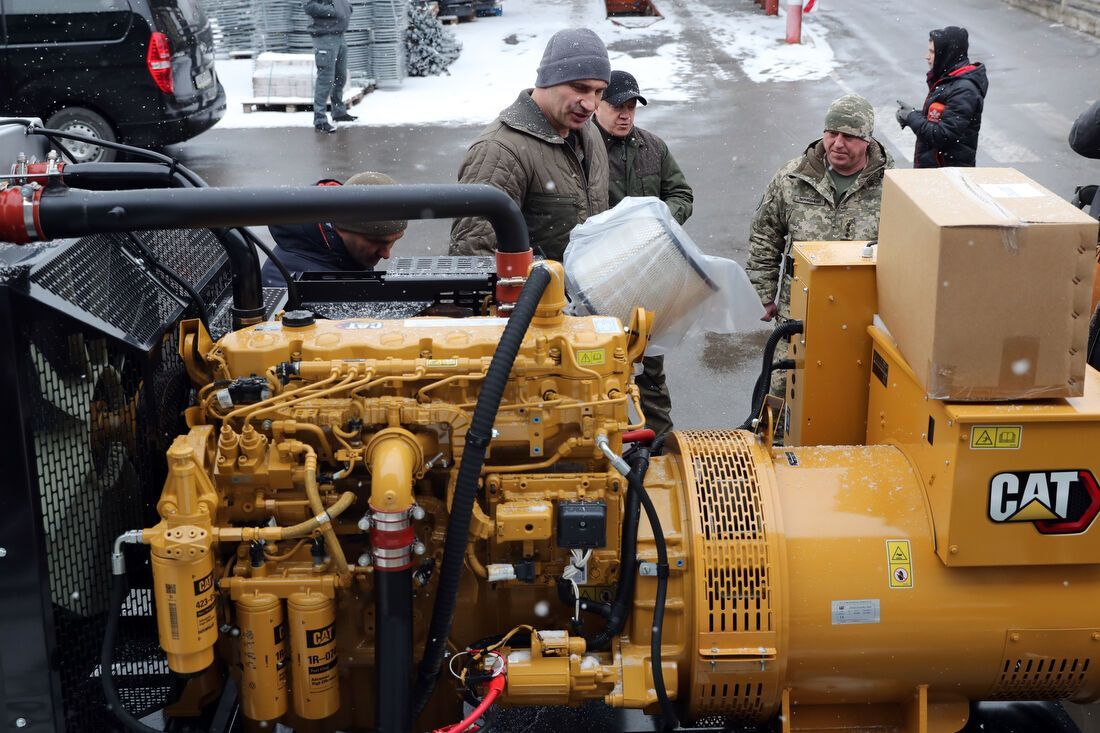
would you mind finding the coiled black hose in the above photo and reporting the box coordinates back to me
[101,575,166,733]
[585,448,649,651]
[411,265,552,720]
[740,320,804,430]
[634,481,679,731]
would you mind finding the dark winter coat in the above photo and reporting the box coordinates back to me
[1070,100,1100,159]
[905,27,988,168]
[260,221,361,286]
[449,90,609,261]
[304,0,352,36]
[597,122,693,225]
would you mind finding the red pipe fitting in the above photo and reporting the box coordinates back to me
[0,185,43,244]
[369,506,417,572]
[495,248,534,305]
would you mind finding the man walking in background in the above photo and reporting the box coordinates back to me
[594,69,693,436]
[896,26,988,167]
[305,0,358,133]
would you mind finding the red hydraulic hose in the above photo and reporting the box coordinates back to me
[622,428,656,444]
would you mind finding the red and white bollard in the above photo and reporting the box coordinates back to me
[785,0,802,43]
[765,0,778,16]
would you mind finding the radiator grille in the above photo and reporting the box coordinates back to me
[30,229,227,346]
[991,657,1092,700]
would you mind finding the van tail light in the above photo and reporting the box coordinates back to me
[147,31,174,94]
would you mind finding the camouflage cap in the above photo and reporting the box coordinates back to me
[823,94,875,140]
[338,171,408,237]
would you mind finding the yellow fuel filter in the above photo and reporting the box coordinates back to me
[287,591,340,719]
[150,528,218,675]
[237,592,289,722]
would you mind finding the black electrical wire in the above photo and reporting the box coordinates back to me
[740,320,804,430]
[26,126,179,166]
[634,481,679,731]
[411,265,553,721]
[101,575,167,733]
[585,448,649,651]
[123,232,212,333]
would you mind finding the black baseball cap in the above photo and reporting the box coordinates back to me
[604,70,647,106]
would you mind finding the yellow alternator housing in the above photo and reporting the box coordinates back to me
[666,430,1100,731]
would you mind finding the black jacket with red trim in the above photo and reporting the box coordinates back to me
[905,61,988,168]
[260,221,361,287]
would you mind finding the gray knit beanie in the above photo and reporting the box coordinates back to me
[338,171,408,237]
[535,28,611,89]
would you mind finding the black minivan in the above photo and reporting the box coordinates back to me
[0,0,226,163]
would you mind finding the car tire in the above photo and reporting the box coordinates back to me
[45,107,118,164]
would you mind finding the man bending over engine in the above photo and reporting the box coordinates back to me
[260,172,407,287]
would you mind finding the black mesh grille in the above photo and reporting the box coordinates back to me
[27,323,178,730]
[29,229,228,347]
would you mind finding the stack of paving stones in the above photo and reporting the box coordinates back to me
[368,0,409,86]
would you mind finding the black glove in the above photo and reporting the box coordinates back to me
[896,101,915,128]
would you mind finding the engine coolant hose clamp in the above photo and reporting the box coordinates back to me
[369,506,416,571]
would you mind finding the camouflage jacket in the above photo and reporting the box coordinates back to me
[746,138,893,307]
[598,122,693,224]
[449,91,609,261]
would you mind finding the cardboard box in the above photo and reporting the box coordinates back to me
[876,168,1098,401]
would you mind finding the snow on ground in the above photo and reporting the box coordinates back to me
[213,0,837,130]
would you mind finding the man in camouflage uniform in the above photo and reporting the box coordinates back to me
[746,94,893,395]
[594,69,693,438]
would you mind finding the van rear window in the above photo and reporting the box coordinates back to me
[4,0,132,45]
[150,0,207,29]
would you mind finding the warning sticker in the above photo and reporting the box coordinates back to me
[576,349,606,366]
[970,425,1022,450]
[886,539,913,589]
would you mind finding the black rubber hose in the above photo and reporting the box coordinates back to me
[123,232,212,333]
[1088,301,1099,371]
[634,481,679,731]
[411,265,552,719]
[101,576,166,733]
[586,448,649,651]
[740,320,804,430]
[35,183,530,253]
[376,567,413,733]
[239,226,302,311]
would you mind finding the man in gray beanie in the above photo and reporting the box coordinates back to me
[450,28,611,260]
[746,93,894,396]
[261,171,407,286]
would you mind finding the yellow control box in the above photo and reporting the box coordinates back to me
[866,326,1100,567]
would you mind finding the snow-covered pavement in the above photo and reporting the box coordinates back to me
[213,0,838,129]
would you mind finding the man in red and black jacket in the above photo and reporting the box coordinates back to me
[896,26,988,168]
[260,172,407,287]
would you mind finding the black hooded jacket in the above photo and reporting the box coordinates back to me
[1070,100,1100,159]
[905,26,989,168]
[260,221,361,287]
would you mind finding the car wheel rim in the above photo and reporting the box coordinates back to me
[58,121,107,163]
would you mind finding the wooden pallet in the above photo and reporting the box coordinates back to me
[242,84,372,114]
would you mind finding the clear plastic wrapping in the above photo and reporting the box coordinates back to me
[563,197,765,354]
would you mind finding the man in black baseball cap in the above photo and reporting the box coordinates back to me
[594,69,693,438]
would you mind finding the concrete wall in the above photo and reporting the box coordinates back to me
[1001,0,1100,37]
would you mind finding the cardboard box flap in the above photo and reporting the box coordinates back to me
[884,168,1095,228]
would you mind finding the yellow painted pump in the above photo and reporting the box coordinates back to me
[107,255,1099,733]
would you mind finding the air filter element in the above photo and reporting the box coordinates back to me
[565,206,715,335]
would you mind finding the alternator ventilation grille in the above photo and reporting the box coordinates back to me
[682,430,772,635]
[990,657,1092,700]
[677,430,776,722]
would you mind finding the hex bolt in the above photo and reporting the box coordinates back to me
[413,541,426,556]
[357,553,372,567]
[410,505,426,521]
[0,547,7,558]
[15,718,27,728]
